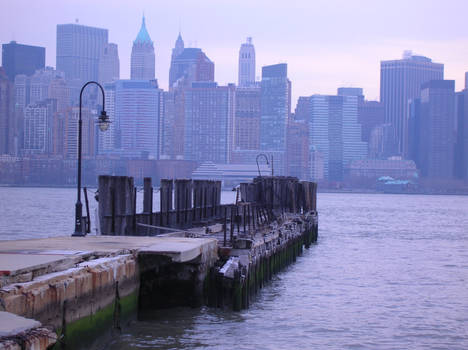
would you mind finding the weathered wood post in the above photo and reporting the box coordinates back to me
[98,175,113,235]
[193,180,201,222]
[98,176,135,235]
[311,181,317,212]
[143,177,153,234]
[160,179,173,226]
[230,205,235,244]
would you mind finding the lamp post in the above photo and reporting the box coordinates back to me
[72,81,110,237]
[256,153,270,177]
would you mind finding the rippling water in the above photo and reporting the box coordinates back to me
[1,188,467,349]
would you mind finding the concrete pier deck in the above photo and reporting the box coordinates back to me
[0,235,219,350]
[0,235,217,286]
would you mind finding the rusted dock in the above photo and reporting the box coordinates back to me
[0,175,318,350]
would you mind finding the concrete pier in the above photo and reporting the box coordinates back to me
[0,175,318,350]
[0,236,217,350]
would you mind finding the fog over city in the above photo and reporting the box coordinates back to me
[1,0,468,102]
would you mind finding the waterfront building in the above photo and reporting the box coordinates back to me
[260,63,290,155]
[380,51,443,155]
[238,37,256,87]
[346,158,418,180]
[1,41,45,81]
[183,82,235,163]
[99,43,120,84]
[130,16,155,81]
[419,80,456,179]
[103,80,163,159]
[0,67,14,155]
[235,85,261,150]
[303,94,367,181]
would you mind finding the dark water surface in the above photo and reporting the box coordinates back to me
[1,188,467,349]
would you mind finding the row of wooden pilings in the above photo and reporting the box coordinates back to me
[205,218,318,310]
[241,176,317,213]
[98,175,318,238]
[98,176,223,235]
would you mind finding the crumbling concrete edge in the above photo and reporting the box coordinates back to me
[0,326,56,350]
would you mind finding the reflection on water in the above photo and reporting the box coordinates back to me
[1,188,467,349]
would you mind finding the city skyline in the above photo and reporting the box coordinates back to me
[1,0,468,103]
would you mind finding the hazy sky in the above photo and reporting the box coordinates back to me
[1,0,467,104]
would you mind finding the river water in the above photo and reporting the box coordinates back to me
[0,188,467,349]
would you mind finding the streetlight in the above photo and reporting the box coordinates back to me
[72,81,110,237]
[256,153,270,177]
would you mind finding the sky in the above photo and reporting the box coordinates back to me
[1,0,467,104]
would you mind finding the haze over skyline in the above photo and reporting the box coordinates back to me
[1,0,467,103]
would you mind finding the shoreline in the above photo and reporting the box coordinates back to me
[2,183,467,196]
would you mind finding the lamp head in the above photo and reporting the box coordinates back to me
[97,110,110,132]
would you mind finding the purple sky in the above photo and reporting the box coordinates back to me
[1,0,467,103]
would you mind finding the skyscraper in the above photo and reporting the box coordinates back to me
[29,67,64,105]
[56,23,108,82]
[380,52,443,155]
[0,67,14,154]
[99,43,120,84]
[235,85,261,150]
[1,41,45,81]
[238,37,256,87]
[48,76,70,113]
[130,16,155,80]
[184,82,235,163]
[419,80,456,179]
[455,87,468,180]
[304,94,367,181]
[23,99,56,155]
[168,48,214,89]
[64,106,96,158]
[260,64,290,152]
[168,33,185,90]
[286,119,309,180]
[104,80,162,159]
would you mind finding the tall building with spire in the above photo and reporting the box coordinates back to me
[168,47,214,89]
[238,37,256,87]
[168,33,185,89]
[130,16,155,80]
